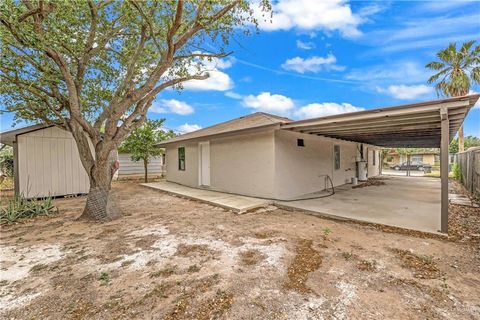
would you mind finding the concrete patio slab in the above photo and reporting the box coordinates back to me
[141,181,271,213]
[277,176,441,234]
[143,176,442,234]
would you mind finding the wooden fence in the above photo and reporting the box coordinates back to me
[117,153,165,177]
[453,147,480,199]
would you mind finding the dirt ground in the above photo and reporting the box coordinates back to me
[1,180,480,319]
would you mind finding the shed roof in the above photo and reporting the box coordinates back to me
[282,95,479,148]
[0,124,52,146]
[156,112,291,146]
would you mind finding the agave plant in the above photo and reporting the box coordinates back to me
[0,194,57,224]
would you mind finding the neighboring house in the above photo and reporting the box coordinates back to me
[157,112,381,200]
[385,149,440,167]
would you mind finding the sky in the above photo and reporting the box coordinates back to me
[1,0,479,137]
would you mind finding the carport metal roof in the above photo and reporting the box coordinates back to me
[281,94,479,148]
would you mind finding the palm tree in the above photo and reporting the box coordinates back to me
[426,40,480,152]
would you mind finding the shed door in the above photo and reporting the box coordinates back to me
[199,142,210,186]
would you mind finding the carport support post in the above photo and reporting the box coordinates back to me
[440,108,449,233]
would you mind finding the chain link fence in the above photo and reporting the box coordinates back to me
[453,147,480,200]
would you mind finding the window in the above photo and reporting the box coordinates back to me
[373,150,376,165]
[412,155,423,163]
[178,147,185,171]
[297,139,305,147]
[334,145,340,170]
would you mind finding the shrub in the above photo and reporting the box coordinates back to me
[0,195,57,224]
[451,163,462,182]
[0,152,13,177]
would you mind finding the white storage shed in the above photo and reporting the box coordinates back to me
[0,124,90,198]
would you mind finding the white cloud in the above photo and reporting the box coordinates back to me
[179,55,234,91]
[375,85,433,100]
[253,0,365,37]
[182,70,233,91]
[361,14,479,54]
[240,90,365,119]
[151,99,194,115]
[418,0,476,12]
[294,102,364,119]
[296,40,315,50]
[281,55,344,74]
[225,91,243,100]
[346,61,430,84]
[242,92,295,116]
[178,123,202,133]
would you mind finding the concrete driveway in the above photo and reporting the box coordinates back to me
[277,176,441,234]
[382,169,425,177]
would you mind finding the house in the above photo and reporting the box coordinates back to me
[385,149,440,167]
[157,94,479,233]
[156,112,381,200]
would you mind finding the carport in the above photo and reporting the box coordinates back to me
[281,94,479,233]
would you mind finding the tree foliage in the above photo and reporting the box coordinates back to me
[426,41,480,97]
[0,0,270,220]
[118,118,175,182]
[0,145,14,177]
[426,40,480,153]
[449,135,480,153]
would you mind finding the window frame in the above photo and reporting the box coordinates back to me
[411,155,423,163]
[178,147,186,171]
[334,145,341,170]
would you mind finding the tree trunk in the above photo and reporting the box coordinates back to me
[144,158,148,183]
[458,125,464,153]
[79,153,119,221]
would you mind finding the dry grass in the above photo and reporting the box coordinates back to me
[175,244,211,257]
[239,249,266,266]
[391,248,441,279]
[357,259,377,272]
[283,239,322,294]
[352,178,386,189]
[2,182,480,320]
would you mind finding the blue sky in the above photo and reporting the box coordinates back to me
[1,0,479,136]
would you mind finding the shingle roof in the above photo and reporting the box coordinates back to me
[157,112,291,146]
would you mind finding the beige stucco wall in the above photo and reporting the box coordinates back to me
[17,126,90,198]
[165,140,200,188]
[165,129,381,200]
[165,130,276,198]
[210,131,275,198]
[366,147,380,177]
[274,130,365,199]
[423,154,436,165]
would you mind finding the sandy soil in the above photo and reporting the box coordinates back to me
[1,181,479,319]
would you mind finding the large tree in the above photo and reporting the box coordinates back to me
[119,118,175,183]
[0,0,269,221]
[426,40,480,152]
